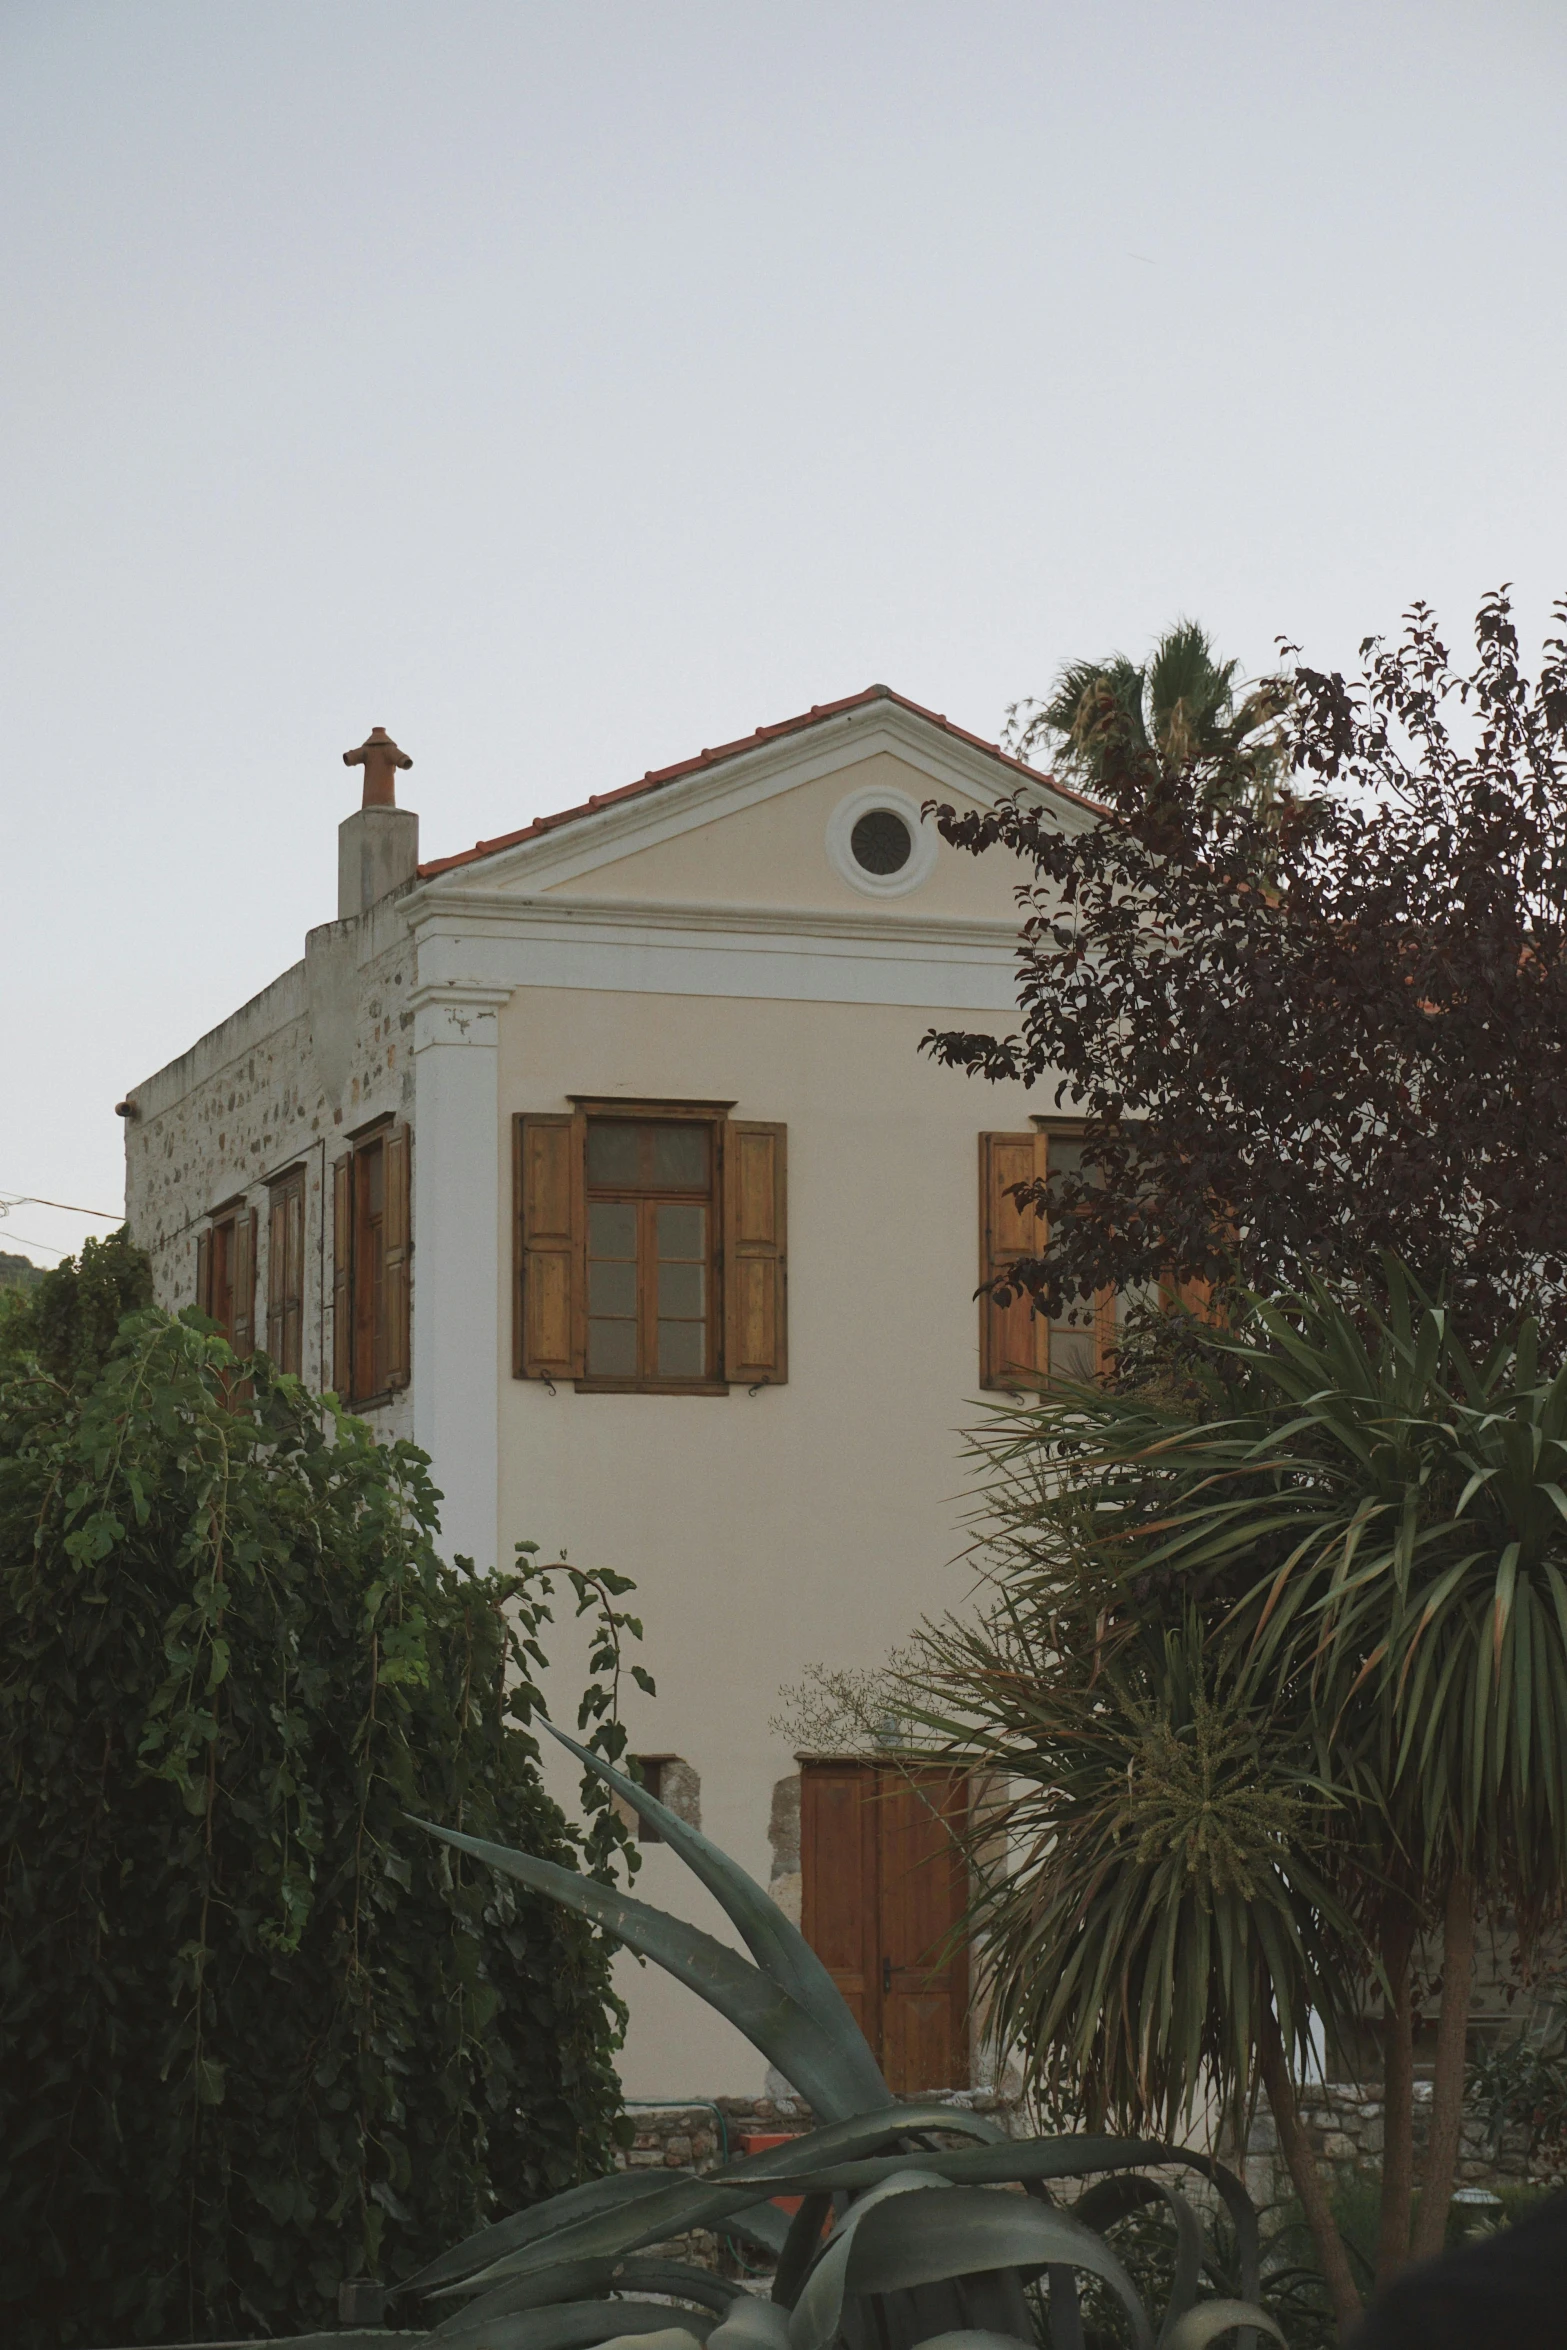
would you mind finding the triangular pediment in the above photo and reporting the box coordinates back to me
[416,688,1084,922]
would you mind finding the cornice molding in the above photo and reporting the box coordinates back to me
[403,888,1022,957]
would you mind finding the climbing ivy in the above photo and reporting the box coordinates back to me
[0,1242,641,2347]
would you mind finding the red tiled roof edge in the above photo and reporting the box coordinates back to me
[415,682,1089,880]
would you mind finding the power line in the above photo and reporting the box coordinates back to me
[0,1191,120,1220]
[0,1232,68,1258]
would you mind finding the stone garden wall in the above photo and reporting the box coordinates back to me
[1240,2079,1561,2213]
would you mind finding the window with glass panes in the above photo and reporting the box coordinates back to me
[584,1117,716,1385]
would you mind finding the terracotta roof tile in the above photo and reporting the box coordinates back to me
[415,682,1078,880]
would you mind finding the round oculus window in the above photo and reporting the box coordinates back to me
[849,806,913,876]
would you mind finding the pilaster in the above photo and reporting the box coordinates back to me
[410,980,510,1570]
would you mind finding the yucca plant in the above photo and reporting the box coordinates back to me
[257,1727,1282,2350]
[906,1588,1364,2338]
[926,1264,1567,2320]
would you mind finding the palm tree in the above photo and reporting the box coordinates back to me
[1007,618,1290,813]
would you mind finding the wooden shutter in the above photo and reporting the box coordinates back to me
[979,1131,1049,1389]
[1094,1285,1119,1379]
[231,1206,257,1356]
[723,1121,787,1385]
[195,1227,213,1318]
[332,1152,353,1397]
[516,1113,583,1379]
[266,1174,304,1373]
[266,1191,286,1361]
[383,1123,411,1390]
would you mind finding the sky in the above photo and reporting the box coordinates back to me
[4,0,1566,1268]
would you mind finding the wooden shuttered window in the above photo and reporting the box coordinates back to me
[266,1169,306,1375]
[723,1121,787,1387]
[514,1109,787,1388]
[979,1131,1049,1389]
[332,1123,412,1404]
[979,1129,1118,1389]
[196,1202,256,1355]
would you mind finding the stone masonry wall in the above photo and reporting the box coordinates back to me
[1241,2078,1561,2213]
[122,888,416,1435]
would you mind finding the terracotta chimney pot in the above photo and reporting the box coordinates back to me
[343,726,413,810]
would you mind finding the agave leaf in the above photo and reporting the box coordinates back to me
[412,1816,887,2123]
[843,2185,1153,2350]
[719,2200,794,2258]
[612,2263,747,2314]
[904,2335,1037,2350]
[1162,2301,1284,2350]
[407,2167,677,2296]
[707,2297,794,2350]
[546,1724,888,2100]
[249,2336,427,2348]
[435,2297,718,2350]
[435,2257,743,2342]
[432,2260,620,2339]
[592,2332,706,2350]
[773,2194,834,2309]
[442,2107,1017,2304]
[733,2127,1259,2303]
[789,2170,950,2350]
[1076,2174,1203,2342]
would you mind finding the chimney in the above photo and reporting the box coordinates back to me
[338,728,419,919]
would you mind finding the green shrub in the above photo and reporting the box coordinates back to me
[0,1244,633,2347]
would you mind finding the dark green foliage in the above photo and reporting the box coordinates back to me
[0,1261,631,2349]
[928,592,1567,1354]
[21,1224,153,1385]
[0,1248,47,1295]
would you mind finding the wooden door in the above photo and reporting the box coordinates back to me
[801,1764,968,2093]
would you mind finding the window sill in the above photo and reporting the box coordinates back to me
[573,1379,731,1397]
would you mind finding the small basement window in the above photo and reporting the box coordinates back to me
[627,1754,702,1842]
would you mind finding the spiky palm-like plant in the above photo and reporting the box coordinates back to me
[255,1727,1283,2350]
[926,1265,1567,2317]
[1006,620,1290,816]
[906,1596,1362,2336]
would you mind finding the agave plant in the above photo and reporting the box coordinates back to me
[260,1726,1280,2350]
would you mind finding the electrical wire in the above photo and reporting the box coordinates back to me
[0,1232,68,1258]
[0,1191,120,1219]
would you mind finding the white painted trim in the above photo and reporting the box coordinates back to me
[410,901,1023,1015]
[407,890,1019,950]
[411,986,503,1571]
[825,783,939,898]
[410,701,1081,903]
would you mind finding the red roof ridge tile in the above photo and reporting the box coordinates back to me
[415,682,1082,881]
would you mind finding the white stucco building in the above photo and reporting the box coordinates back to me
[123,687,1095,2103]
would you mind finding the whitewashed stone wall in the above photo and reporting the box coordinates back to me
[123,889,417,1441]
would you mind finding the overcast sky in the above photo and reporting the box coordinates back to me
[4,0,1565,1267]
